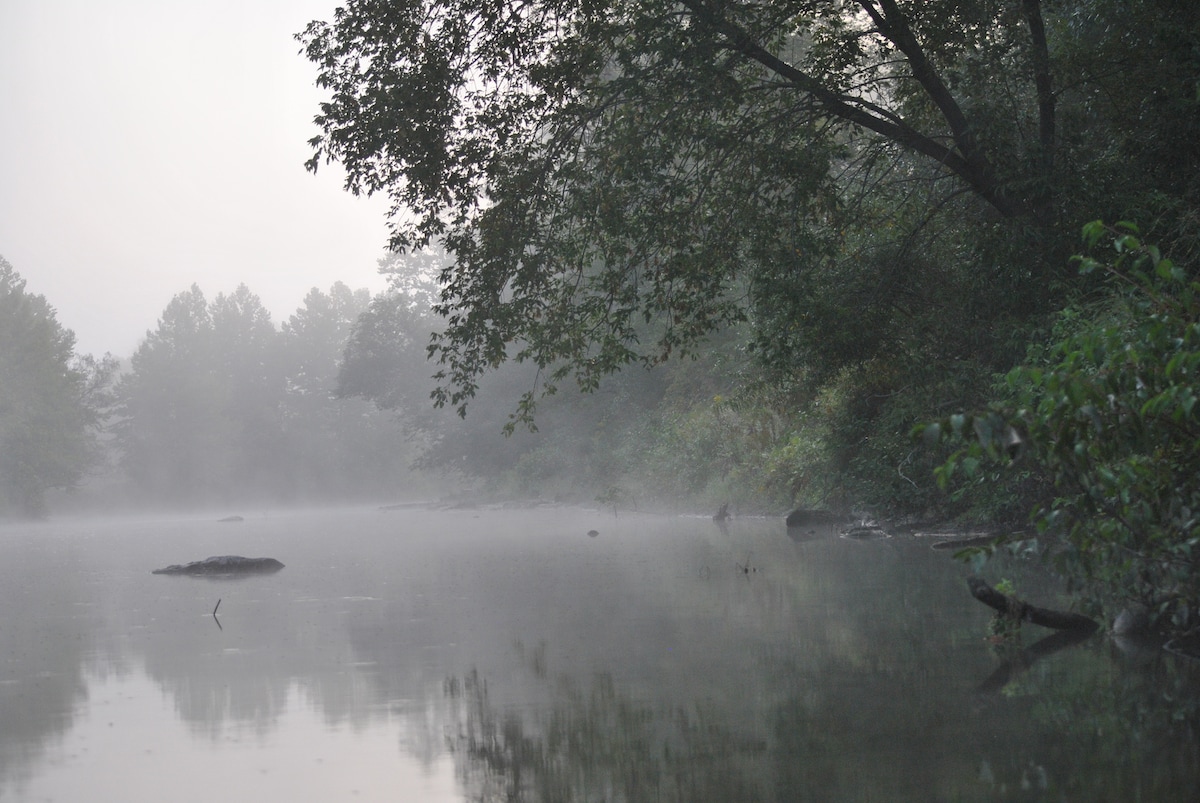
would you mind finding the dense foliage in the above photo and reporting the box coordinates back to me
[928,224,1200,634]
[0,257,115,517]
[299,0,1200,512]
[300,0,1054,421]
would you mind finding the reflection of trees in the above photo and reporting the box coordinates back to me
[5,511,1200,801]
[970,644,1200,800]
[98,513,396,740]
[0,531,98,795]
[974,628,1095,695]
[769,610,1200,801]
[445,666,768,803]
[122,573,296,739]
[347,515,1200,801]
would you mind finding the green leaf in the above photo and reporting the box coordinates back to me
[1081,220,1107,247]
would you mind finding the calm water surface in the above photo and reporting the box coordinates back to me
[1,506,1197,801]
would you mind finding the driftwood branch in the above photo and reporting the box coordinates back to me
[968,577,1098,632]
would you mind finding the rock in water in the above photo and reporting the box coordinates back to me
[785,508,845,528]
[152,555,284,575]
[1112,605,1151,636]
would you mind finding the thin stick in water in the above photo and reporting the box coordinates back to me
[213,598,221,616]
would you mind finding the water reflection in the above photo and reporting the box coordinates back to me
[442,626,1200,802]
[446,666,769,802]
[0,526,97,795]
[11,669,461,802]
[0,508,1198,801]
[974,628,1097,695]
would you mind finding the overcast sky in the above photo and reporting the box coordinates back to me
[0,0,394,358]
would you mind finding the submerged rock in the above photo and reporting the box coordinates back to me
[152,555,284,575]
[217,515,244,522]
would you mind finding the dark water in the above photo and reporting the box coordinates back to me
[1,506,1197,801]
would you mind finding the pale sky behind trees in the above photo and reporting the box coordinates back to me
[0,0,391,358]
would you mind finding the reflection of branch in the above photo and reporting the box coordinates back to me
[976,628,1094,694]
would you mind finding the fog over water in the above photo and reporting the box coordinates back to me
[2,506,1197,801]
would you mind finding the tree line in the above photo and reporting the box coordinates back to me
[0,262,437,516]
[2,248,700,518]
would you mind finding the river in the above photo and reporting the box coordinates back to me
[1,505,1196,801]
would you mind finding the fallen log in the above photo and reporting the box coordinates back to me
[968,577,1098,632]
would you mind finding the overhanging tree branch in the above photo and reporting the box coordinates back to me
[682,0,1023,218]
[859,0,1022,217]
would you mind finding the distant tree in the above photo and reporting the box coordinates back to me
[337,289,438,413]
[282,282,372,398]
[278,282,417,498]
[208,285,288,491]
[115,285,219,502]
[116,285,286,505]
[0,257,115,517]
